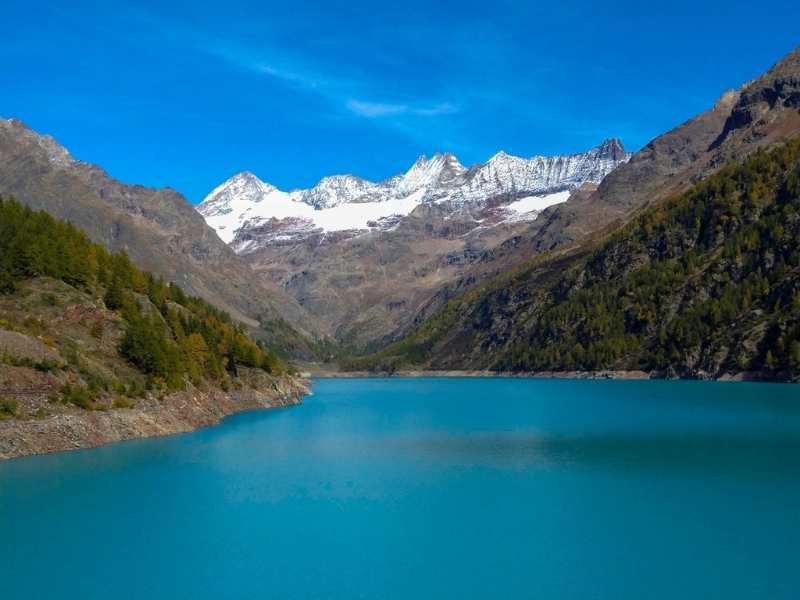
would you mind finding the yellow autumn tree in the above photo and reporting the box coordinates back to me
[182,333,211,381]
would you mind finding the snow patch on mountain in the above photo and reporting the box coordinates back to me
[203,174,428,244]
[505,190,571,215]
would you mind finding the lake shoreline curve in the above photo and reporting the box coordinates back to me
[0,373,309,461]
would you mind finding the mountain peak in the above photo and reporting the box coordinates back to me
[301,173,380,209]
[197,171,279,226]
[410,154,431,168]
[489,150,512,161]
[228,171,276,192]
[595,138,627,161]
[231,170,258,181]
[763,46,800,80]
[434,152,466,173]
[398,151,463,194]
[1,116,73,167]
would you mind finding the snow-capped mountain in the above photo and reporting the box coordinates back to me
[198,139,631,251]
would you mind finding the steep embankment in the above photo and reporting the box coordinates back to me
[0,362,306,460]
[0,200,308,460]
[349,138,800,381]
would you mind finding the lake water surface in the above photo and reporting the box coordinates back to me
[1,378,799,599]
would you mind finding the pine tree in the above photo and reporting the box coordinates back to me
[104,276,125,310]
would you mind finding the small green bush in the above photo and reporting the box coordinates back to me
[0,398,18,417]
[60,383,97,410]
[34,359,61,372]
[90,320,104,339]
[0,353,63,372]
[40,293,59,307]
[112,396,135,409]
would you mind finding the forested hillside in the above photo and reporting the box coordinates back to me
[348,138,800,380]
[0,197,284,414]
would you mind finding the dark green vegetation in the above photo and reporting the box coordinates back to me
[0,197,284,397]
[0,397,17,418]
[348,138,800,380]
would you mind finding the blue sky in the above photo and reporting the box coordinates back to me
[2,1,798,203]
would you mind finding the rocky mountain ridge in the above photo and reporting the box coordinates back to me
[402,47,800,343]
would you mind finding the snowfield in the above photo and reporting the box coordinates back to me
[505,190,571,215]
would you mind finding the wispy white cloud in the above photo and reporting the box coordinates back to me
[201,44,330,91]
[414,102,458,117]
[197,41,459,123]
[256,64,324,89]
[346,100,408,118]
[107,7,463,152]
[346,99,459,119]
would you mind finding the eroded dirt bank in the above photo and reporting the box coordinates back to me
[0,374,309,460]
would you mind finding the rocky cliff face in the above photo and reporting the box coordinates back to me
[0,119,321,355]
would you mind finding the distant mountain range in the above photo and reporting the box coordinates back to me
[198,139,630,251]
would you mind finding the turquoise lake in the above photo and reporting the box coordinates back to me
[1,378,799,599]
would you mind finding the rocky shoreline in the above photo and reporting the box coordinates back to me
[305,369,652,379]
[303,366,797,382]
[0,374,309,461]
